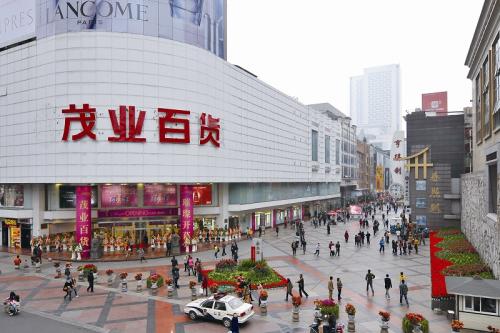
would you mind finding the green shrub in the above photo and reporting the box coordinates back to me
[238,259,256,271]
[402,318,429,333]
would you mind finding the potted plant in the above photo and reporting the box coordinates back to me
[165,278,174,297]
[119,272,128,292]
[105,269,114,286]
[345,303,356,332]
[259,290,269,315]
[77,265,84,281]
[135,273,143,292]
[379,310,390,329]
[147,273,164,296]
[189,281,197,300]
[291,295,301,322]
[451,320,463,332]
[209,284,218,295]
[402,313,429,333]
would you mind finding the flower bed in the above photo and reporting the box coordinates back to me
[431,229,494,298]
[203,259,287,290]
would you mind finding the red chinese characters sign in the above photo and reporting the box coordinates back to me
[180,185,194,252]
[61,104,220,147]
[75,186,92,259]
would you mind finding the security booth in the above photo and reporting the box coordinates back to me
[445,276,500,331]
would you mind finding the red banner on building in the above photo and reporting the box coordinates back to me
[76,186,92,259]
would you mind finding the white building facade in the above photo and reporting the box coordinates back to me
[350,64,401,150]
[0,0,342,250]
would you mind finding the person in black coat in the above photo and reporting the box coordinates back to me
[230,313,239,333]
[87,270,94,293]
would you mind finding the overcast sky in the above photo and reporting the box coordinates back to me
[227,0,483,117]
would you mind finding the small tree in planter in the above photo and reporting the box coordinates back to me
[379,310,390,331]
[105,269,114,286]
[402,313,429,333]
[291,295,301,322]
[119,272,128,292]
[345,303,356,332]
[135,273,143,292]
[189,281,197,300]
[259,290,269,315]
[165,278,173,297]
[147,273,164,296]
[451,320,464,332]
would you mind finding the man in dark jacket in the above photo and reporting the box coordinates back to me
[399,280,409,305]
[87,270,94,293]
[297,274,309,298]
[384,274,392,299]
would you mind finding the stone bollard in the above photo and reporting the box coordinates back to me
[191,288,197,301]
[292,306,299,322]
[347,315,355,332]
[121,280,128,292]
[167,285,173,298]
[260,302,267,316]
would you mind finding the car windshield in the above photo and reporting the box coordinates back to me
[228,298,244,309]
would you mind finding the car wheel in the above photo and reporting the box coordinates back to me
[223,317,231,328]
[189,311,197,320]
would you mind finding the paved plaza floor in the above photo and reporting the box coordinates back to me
[0,209,461,333]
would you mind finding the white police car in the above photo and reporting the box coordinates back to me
[184,293,254,328]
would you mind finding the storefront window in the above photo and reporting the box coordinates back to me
[0,185,24,208]
[100,184,138,208]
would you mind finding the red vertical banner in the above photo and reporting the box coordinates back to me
[272,209,277,228]
[288,207,293,222]
[251,212,256,231]
[180,185,194,253]
[76,186,92,259]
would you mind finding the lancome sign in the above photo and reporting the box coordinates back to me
[0,0,36,48]
[36,0,226,59]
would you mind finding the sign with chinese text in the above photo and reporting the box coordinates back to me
[192,184,212,205]
[97,207,178,218]
[143,184,177,207]
[180,185,194,252]
[101,184,137,208]
[76,186,92,259]
[4,219,17,226]
[61,104,221,148]
[252,238,264,261]
[390,131,406,199]
[422,92,448,115]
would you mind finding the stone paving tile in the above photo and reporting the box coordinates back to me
[60,308,103,324]
[107,302,149,321]
[65,293,109,310]
[24,298,64,312]
[104,319,148,333]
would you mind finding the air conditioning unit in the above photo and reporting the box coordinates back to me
[312,164,319,172]
[325,166,331,173]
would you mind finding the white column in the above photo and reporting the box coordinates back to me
[216,183,229,228]
[31,184,45,237]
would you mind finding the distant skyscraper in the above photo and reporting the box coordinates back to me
[350,64,401,150]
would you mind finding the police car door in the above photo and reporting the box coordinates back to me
[200,300,215,319]
[213,301,227,320]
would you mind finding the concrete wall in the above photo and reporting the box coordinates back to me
[461,172,500,278]
[0,32,342,184]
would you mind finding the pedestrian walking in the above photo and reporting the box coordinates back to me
[335,241,341,256]
[214,245,219,258]
[399,280,409,306]
[328,276,334,300]
[166,238,172,257]
[314,243,320,256]
[297,274,309,298]
[336,278,343,301]
[63,277,73,301]
[285,278,293,301]
[275,226,279,237]
[327,223,330,235]
[379,238,385,253]
[202,275,208,296]
[222,242,227,257]
[366,231,371,245]
[302,240,307,254]
[171,255,178,268]
[384,274,392,299]
[408,240,413,255]
[71,277,79,298]
[138,247,146,263]
[344,230,349,243]
[258,226,262,237]
[365,269,375,296]
[329,241,335,256]
[196,259,203,283]
[399,272,407,282]
[414,238,419,254]
[188,256,194,276]
[87,269,94,293]
[172,265,180,289]
[291,241,297,256]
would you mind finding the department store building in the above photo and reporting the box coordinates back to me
[0,0,343,251]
